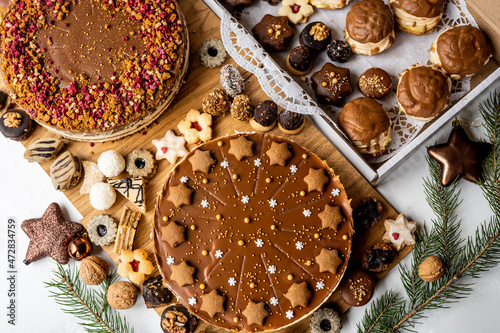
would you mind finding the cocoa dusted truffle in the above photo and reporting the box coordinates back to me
[300,22,332,53]
[278,110,305,135]
[311,63,353,105]
[250,100,278,132]
[202,88,231,116]
[230,94,254,121]
[252,15,295,51]
[286,46,313,76]
[326,40,353,63]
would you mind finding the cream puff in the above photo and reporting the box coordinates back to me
[389,0,444,35]
[338,97,392,156]
[345,0,395,56]
[310,0,350,10]
[430,25,492,79]
[396,65,451,121]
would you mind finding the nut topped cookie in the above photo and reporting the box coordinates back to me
[154,132,354,331]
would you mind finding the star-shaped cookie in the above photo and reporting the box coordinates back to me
[161,222,186,247]
[170,261,196,287]
[284,282,312,308]
[382,213,418,251]
[152,130,188,164]
[167,183,193,208]
[189,150,215,174]
[318,204,344,231]
[229,135,254,161]
[21,202,83,264]
[200,289,226,318]
[315,248,342,274]
[265,141,292,166]
[242,301,269,326]
[304,168,329,192]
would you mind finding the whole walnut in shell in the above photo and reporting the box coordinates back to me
[107,281,138,309]
[419,255,445,282]
[79,256,109,285]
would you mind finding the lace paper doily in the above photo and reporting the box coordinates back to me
[219,0,479,163]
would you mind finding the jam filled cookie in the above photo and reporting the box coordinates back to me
[278,0,314,24]
[24,137,65,163]
[126,148,157,178]
[0,110,34,141]
[252,15,295,51]
[153,130,188,164]
[50,151,82,191]
[87,214,118,246]
[177,109,213,144]
[286,46,313,76]
[117,248,155,285]
[198,38,227,68]
[358,67,393,99]
[250,100,279,132]
[300,22,332,53]
[278,110,305,135]
[220,64,245,98]
[382,213,417,251]
[310,307,341,333]
[311,63,353,105]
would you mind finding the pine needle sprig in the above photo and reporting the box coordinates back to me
[44,262,134,333]
[356,290,405,333]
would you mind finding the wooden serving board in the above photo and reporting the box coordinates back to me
[11,0,412,331]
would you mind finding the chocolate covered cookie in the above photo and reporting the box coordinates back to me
[311,63,353,105]
[358,68,392,99]
[286,46,313,76]
[278,110,305,134]
[339,270,374,306]
[250,100,279,132]
[0,110,33,141]
[252,15,295,51]
[300,22,332,53]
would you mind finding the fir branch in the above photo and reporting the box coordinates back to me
[44,263,134,333]
[356,290,404,333]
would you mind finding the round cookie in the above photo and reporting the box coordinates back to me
[202,88,231,116]
[358,68,393,99]
[87,214,118,246]
[326,40,353,63]
[390,0,444,35]
[0,110,34,141]
[338,97,392,156]
[309,307,341,333]
[230,94,254,121]
[89,182,116,211]
[220,65,245,98]
[278,110,305,135]
[286,46,314,76]
[250,100,279,132]
[311,63,353,106]
[339,270,374,306]
[126,148,157,178]
[153,132,354,332]
[98,150,126,178]
[299,22,332,53]
[198,38,227,68]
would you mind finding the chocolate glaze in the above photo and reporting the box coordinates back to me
[278,110,305,131]
[345,0,394,43]
[311,63,353,106]
[288,46,312,72]
[339,270,374,306]
[254,100,278,127]
[252,15,295,51]
[154,133,353,332]
[358,67,393,99]
[0,109,33,141]
[299,22,332,53]
[390,0,444,18]
[435,25,491,79]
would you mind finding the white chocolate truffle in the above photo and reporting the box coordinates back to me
[98,150,126,177]
[89,182,116,211]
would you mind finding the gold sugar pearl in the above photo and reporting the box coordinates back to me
[190,225,196,231]
[332,78,338,84]
[162,216,168,222]
[218,141,223,146]
[216,214,222,220]
[287,274,293,281]
[342,234,348,240]
[244,217,251,223]
[202,250,208,256]
[302,153,308,159]
[314,233,320,239]
[249,282,256,288]
[232,174,238,180]
[238,240,245,246]
[265,177,272,183]
[321,81,327,87]
[330,71,335,76]
[300,190,306,197]
[202,178,208,184]
[267,28,274,34]
[271,225,276,231]
[233,317,239,323]
[200,283,206,290]
[306,260,312,266]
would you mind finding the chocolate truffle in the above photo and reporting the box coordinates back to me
[0,110,34,141]
[278,110,305,134]
[353,197,383,229]
[250,100,279,132]
[390,0,444,35]
[252,15,295,51]
[326,40,353,63]
[361,243,396,272]
[338,97,392,156]
[299,22,332,53]
[230,94,254,121]
[202,88,231,116]
[311,63,353,105]
[220,64,245,98]
[142,275,173,308]
[339,270,374,306]
[286,46,313,76]
[358,68,393,99]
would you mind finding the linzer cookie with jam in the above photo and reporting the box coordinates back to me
[153,132,354,331]
[0,0,188,142]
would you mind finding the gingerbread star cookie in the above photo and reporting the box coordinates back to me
[229,135,254,160]
[170,261,196,287]
[200,289,226,317]
[382,213,418,251]
[242,301,269,326]
[304,168,329,192]
[315,248,342,274]
[189,150,215,173]
[167,183,193,208]
[265,141,292,166]
[318,204,344,231]
[177,109,213,144]
[152,130,188,164]
[117,248,155,284]
[284,282,312,308]
[161,222,186,247]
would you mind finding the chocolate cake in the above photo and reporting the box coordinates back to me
[154,132,354,331]
[0,0,188,141]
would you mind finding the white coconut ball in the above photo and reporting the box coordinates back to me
[89,182,116,210]
[98,150,126,177]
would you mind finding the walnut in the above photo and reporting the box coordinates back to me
[161,310,188,333]
[309,23,329,42]
[107,281,137,310]
[3,112,21,128]
[419,255,445,282]
[79,256,109,285]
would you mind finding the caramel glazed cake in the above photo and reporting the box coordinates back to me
[154,132,354,331]
[0,0,188,142]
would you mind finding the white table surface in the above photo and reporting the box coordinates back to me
[1,81,499,333]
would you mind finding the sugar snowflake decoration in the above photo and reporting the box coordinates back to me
[269,199,277,208]
[228,277,237,287]
[270,297,279,306]
[200,199,209,208]
[254,158,262,167]
[316,281,325,290]
[295,241,304,250]
[188,297,197,306]
[331,188,340,196]
[241,195,250,204]
[290,165,298,173]
[303,209,312,217]
[166,256,175,265]
[180,176,189,183]
[220,159,229,168]
[286,310,294,319]
[255,239,264,247]
[268,265,277,274]
[215,249,224,259]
